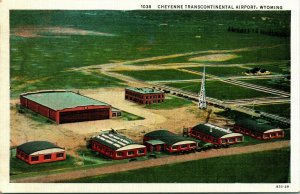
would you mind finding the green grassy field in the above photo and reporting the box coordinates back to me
[166,80,276,100]
[183,66,247,77]
[113,69,201,81]
[128,45,290,66]
[10,11,290,97]
[65,148,290,183]
[242,78,290,92]
[247,103,290,118]
[120,111,145,121]
[220,45,290,65]
[145,96,193,109]
[11,71,125,98]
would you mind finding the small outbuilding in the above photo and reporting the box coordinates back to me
[143,130,197,153]
[16,141,66,165]
[144,139,166,152]
[233,118,284,140]
[20,90,112,124]
[125,87,165,105]
[90,132,147,160]
[112,108,122,117]
[189,123,243,145]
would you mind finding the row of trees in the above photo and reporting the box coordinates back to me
[227,26,290,37]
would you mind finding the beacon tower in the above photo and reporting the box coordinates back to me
[198,66,207,109]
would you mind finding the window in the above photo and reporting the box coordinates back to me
[222,139,227,143]
[271,133,276,137]
[127,151,134,156]
[236,137,242,142]
[264,133,270,138]
[56,153,64,158]
[229,138,234,143]
[117,152,124,157]
[172,145,178,150]
[31,156,39,161]
[180,144,187,149]
[138,149,145,154]
[44,154,52,160]
[190,143,196,147]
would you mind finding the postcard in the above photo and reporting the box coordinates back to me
[0,0,299,193]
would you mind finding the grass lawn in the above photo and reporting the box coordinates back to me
[120,111,144,121]
[246,103,290,118]
[11,71,125,98]
[242,78,290,92]
[66,148,290,183]
[183,66,247,77]
[221,45,290,65]
[126,55,190,65]
[145,96,193,109]
[113,69,201,81]
[166,80,276,100]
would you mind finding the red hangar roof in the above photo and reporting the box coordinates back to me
[21,90,110,111]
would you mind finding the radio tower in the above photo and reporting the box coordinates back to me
[198,66,207,109]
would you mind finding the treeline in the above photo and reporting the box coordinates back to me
[227,26,290,37]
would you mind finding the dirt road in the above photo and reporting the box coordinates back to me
[12,140,289,183]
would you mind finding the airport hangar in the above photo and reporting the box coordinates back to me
[143,130,198,153]
[20,90,112,124]
[189,123,244,145]
[233,118,284,140]
[90,132,147,160]
[16,141,66,165]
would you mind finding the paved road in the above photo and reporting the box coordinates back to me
[12,140,289,183]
